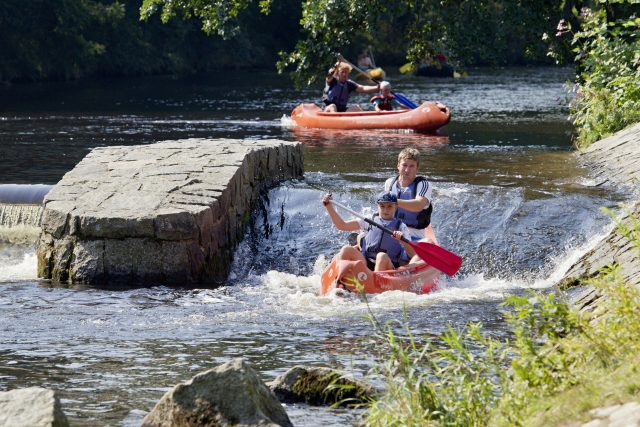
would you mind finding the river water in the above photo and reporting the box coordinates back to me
[0,68,633,426]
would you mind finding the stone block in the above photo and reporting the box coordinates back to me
[103,238,163,283]
[154,209,199,241]
[36,139,303,286]
[51,237,74,283]
[71,239,105,283]
[40,201,73,238]
[161,240,192,283]
[79,212,155,239]
[0,387,69,427]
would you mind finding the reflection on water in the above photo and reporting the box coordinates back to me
[0,67,633,426]
[292,126,451,146]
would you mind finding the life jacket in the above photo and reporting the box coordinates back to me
[388,175,433,229]
[323,79,353,109]
[360,216,404,268]
[370,94,396,111]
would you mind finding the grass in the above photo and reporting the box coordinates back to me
[363,207,640,426]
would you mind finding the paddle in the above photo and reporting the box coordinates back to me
[337,55,419,109]
[329,199,462,276]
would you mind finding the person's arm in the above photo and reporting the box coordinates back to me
[355,82,380,94]
[397,195,429,212]
[326,61,341,83]
[373,99,382,112]
[396,180,430,212]
[322,194,360,232]
[392,227,416,258]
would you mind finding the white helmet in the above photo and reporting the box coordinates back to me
[380,81,391,90]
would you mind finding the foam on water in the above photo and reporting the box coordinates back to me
[0,250,37,282]
[251,223,616,319]
[279,114,295,128]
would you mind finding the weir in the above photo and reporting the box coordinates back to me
[0,185,51,244]
[0,204,43,228]
[0,184,52,204]
[36,138,303,286]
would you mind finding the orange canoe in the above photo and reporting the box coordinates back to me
[320,257,441,296]
[291,102,451,132]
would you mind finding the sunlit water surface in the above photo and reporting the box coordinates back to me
[0,67,633,426]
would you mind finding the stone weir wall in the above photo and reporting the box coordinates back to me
[36,138,303,286]
[557,123,640,297]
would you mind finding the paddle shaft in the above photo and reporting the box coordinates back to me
[330,200,411,244]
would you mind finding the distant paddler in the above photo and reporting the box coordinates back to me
[356,46,386,81]
[322,60,380,113]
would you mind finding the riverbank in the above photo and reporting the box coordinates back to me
[558,122,640,298]
[512,122,640,426]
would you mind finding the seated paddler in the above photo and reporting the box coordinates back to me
[371,81,410,112]
[322,61,380,113]
[321,192,416,271]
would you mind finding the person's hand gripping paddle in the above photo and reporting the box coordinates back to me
[330,200,462,276]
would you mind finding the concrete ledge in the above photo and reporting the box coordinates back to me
[558,123,640,298]
[36,138,303,286]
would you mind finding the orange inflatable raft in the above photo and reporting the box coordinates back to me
[320,257,441,296]
[291,101,451,132]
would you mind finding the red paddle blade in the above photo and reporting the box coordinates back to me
[409,241,462,276]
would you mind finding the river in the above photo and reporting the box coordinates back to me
[0,67,633,426]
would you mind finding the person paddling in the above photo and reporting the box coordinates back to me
[322,61,380,113]
[322,192,416,271]
[370,81,410,111]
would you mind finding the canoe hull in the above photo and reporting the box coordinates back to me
[291,102,451,132]
[416,63,455,78]
[320,257,441,296]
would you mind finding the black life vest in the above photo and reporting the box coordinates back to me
[388,175,433,229]
[323,79,355,109]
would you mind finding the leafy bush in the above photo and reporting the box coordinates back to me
[552,4,640,148]
[366,208,640,426]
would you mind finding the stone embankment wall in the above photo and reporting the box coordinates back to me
[557,123,640,296]
[37,138,303,286]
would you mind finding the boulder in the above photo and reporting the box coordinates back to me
[268,365,374,406]
[142,358,292,427]
[0,387,69,427]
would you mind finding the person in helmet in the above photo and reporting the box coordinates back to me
[322,192,416,271]
[370,81,410,111]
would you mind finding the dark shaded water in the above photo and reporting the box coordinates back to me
[0,67,633,426]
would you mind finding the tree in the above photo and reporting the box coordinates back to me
[140,0,566,86]
[549,0,640,147]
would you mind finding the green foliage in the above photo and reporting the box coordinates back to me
[366,311,507,426]
[366,210,640,426]
[140,0,566,86]
[0,0,301,82]
[0,0,125,81]
[550,2,640,148]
